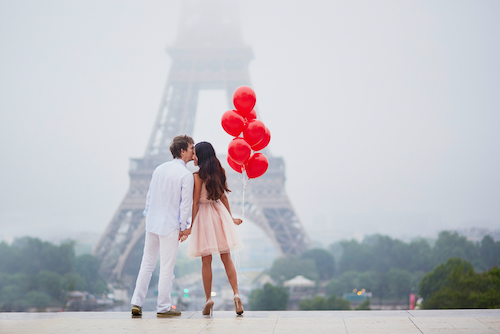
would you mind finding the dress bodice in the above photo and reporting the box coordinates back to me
[199,183,218,203]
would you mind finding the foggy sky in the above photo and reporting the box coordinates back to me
[1,0,499,246]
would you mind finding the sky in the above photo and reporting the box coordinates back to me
[1,0,499,247]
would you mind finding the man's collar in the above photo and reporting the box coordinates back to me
[173,158,187,166]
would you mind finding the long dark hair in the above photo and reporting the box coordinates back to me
[195,142,230,200]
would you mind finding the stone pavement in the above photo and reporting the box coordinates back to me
[1,309,499,333]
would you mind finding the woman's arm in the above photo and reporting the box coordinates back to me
[220,193,243,225]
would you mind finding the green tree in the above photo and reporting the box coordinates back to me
[301,249,335,280]
[25,291,51,310]
[479,235,500,269]
[249,283,289,310]
[419,258,472,301]
[75,254,108,294]
[355,298,371,310]
[64,273,87,292]
[326,271,360,297]
[432,231,483,270]
[36,270,64,299]
[269,257,318,283]
[387,268,412,300]
[420,258,500,309]
[300,295,351,310]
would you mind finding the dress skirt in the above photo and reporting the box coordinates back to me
[186,199,244,258]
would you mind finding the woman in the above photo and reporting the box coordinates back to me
[185,142,244,315]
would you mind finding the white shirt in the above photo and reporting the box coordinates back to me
[143,158,194,235]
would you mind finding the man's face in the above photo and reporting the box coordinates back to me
[181,143,195,162]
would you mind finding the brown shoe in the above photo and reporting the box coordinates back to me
[157,308,181,317]
[131,305,142,317]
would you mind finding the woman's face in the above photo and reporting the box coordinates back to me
[193,147,198,166]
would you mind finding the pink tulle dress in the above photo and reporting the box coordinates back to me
[186,183,243,258]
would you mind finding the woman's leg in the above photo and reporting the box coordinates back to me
[201,255,213,301]
[220,253,239,295]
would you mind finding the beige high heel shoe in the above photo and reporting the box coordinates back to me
[234,294,244,315]
[202,299,214,315]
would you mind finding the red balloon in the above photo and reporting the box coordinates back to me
[252,126,271,151]
[243,119,266,147]
[227,155,243,173]
[245,153,268,179]
[233,86,256,117]
[221,110,244,136]
[227,137,251,165]
[245,109,257,122]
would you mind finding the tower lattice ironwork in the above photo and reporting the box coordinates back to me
[93,0,310,281]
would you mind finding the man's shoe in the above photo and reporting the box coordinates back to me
[157,309,181,317]
[131,305,142,317]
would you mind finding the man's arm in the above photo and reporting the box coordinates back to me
[178,173,194,231]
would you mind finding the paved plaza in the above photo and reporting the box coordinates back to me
[1,309,500,333]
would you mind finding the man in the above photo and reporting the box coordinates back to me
[131,135,195,318]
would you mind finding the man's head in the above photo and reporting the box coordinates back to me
[170,135,194,162]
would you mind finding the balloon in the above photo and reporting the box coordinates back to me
[245,109,257,122]
[221,110,244,136]
[252,126,271,151]
[233,86,256,117]
[243,119,266,147]
[227,137,251,165]
[227,155,243,173]
[245,153,268,179]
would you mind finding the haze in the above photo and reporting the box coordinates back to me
[1,0,499,247]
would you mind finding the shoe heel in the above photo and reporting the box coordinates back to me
[203,299,214,316]
[234,294,244,315]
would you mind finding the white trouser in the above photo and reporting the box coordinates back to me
[130,230,179,313]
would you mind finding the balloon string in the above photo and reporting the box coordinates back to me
[240,168,248,219]
[233,168,248,282]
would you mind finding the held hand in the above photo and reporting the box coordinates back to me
[233,218,243,225]
[183,228,192,236]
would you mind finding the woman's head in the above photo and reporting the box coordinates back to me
[195,141,230,200]
[194,141,216,167]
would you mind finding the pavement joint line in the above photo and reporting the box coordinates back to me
[408,316,424,334]
[196,317,212,334]
[342,317,348,333]
[271,316,278,334]
[475,316,500,334]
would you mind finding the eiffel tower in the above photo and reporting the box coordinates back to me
[93,0,310,282]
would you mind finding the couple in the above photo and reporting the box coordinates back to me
[130,135,244,318]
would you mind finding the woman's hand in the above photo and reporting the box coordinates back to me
[233,218,243,225]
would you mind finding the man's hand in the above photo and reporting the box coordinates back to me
[233,218,243,225]
[179,228,191,242]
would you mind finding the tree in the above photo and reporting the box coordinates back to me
[75,254,108,294]
[387,268,412,300]
[432,231,482,270]
[326,271,360,297]
[36,270,64,299]
[479,235,500,269]
[301,249,335,280]
[269,256,318,283]
[25,291,51,310]
[419,258,500,309]
[249,283,289,310]
[355,298,371,310]
[300,294,351,310]
[419,258,472,301]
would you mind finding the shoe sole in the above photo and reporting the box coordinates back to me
[157,313,181,318]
